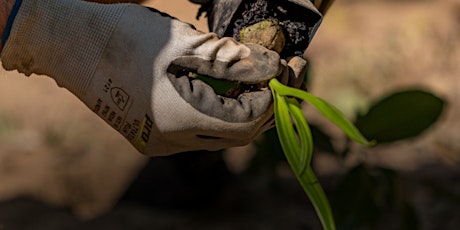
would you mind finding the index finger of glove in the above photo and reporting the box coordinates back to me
[168,40,282,84]
[287,56,308,88]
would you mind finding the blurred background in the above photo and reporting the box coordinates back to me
[0,0,459,229]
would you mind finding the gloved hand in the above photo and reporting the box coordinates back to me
[1,0,287,156]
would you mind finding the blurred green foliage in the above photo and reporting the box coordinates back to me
[356,90,445,143]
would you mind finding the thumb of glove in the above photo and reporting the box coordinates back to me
[277,56,308,89]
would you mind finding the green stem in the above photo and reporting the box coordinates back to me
[298,167,337,230]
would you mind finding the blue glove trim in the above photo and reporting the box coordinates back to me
[1,0,23,46]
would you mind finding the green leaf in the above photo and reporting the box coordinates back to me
[269,79,375,147]
[271,87,301,170]
[355,89,445,143]
[286,97,313,175]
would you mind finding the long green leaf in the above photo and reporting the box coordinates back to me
[271,87,301,169]
[285,97,313,175]
[270,79,375,147]
[285,98,335,229]
[355,89,444,143]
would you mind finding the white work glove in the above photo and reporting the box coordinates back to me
[1,0,285,156]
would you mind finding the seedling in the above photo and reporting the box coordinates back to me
[193,74,375,230]
[269,78,375,230]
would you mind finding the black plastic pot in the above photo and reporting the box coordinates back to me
[206,0,323,57]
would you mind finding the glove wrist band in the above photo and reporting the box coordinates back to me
[1,0,22,46]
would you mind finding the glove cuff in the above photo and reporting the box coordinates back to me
[1,0,22,47]
[1,0,126,96]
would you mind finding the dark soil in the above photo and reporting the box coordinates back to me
[228,0,318,57]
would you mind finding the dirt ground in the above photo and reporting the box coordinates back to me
[1,0,460,229]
